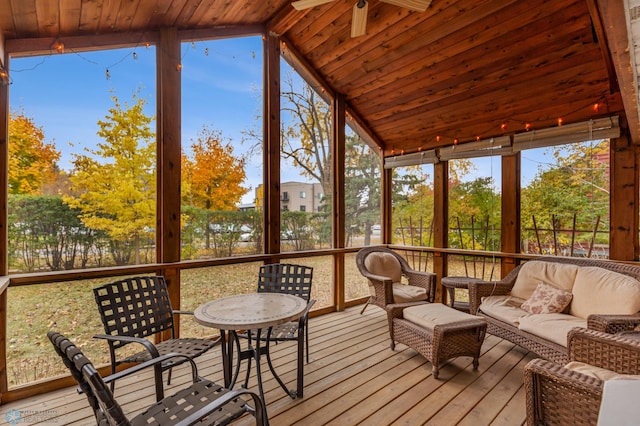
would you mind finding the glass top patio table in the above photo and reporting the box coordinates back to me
[194,292,307,416]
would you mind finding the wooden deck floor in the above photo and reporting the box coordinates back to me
[1,306,535,425]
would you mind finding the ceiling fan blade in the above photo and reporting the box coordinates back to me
[351,0,368,38]
[379,0,432,12]
[291,0,335,11]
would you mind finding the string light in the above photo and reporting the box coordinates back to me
[177,63,182,71]
[0,65,8,86]
[51,39,65,54]
[132,52,138,60]
[105,69,110,80]
[204,47,209,56]
[391,97,607,158]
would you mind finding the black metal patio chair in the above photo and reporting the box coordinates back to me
[93,275,217,400]
[48,331,266,426]
[242,263,314,398]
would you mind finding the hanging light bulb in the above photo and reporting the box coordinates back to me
[105,69,111,80]
[0,65,9,86]
[132,52,138,60]
[51,39,65,54]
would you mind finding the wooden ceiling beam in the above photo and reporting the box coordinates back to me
[330,2,591,93]
[6,31,160,56]
[595,0,640,145]
[371,66,612,134]
[267,1,314,36]
[361,43,603,122]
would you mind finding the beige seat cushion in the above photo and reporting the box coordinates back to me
[479,295,529,326]
[570,266,640,319]
[511,261,578,300]
[403,303,480,332]
[518,313,586,347]
[392,282,427,303]
[565,361,638,381]
[363,251,426,303]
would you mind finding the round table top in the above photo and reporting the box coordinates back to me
[194,293,307,330]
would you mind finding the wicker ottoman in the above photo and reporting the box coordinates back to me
[392,303,487,379]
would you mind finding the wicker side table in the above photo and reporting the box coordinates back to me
[441,276,479,313]
[392,303,487,379]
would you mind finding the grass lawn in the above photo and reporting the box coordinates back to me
[7,253,370,387]
[6,252,495,387]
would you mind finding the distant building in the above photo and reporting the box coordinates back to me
[250,181,324,212]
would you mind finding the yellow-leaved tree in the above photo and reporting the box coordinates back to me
[8,110,60,195]
[182,125,247,249]
[64,92,155,265]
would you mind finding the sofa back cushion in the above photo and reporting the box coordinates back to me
[570,266,640,319]
[364,251,402,284]
[511,261,579,300]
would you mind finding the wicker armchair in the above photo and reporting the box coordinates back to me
[524,328,640,426]
[48,332,266,426]
[93,275,217,400]
[356,247,436,342]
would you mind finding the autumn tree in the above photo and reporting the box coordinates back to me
[448,177,501,251]
[64,92,155,265]
[8,110,60,195]
[345,133,381,246]
[182,125,248,250]
[281,73,332,196]
[391,169,432,246]
[521,140,609,255]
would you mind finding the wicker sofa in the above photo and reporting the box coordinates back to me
[524,328,640,425]
[468,256,640,364]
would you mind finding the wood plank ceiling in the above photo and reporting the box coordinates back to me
[0,0,635,156]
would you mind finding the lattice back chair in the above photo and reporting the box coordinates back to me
[48,332,266,426]
[253,263,314,398]
[93,275,217,400]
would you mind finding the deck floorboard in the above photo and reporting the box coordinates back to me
[1,306,530,426]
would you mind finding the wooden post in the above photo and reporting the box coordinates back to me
[501,151,520,277]
[0,53,8,400]
[156,28,182,336]
[333,94,346,311]
[433,161,448,302]
[610,122,638,261]
[381,167,392,243]
[264,33,281,257]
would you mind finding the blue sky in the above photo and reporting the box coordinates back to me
[8,35,555,204]
[9,36,267,203]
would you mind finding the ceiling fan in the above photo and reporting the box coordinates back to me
[292,0,432,38]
